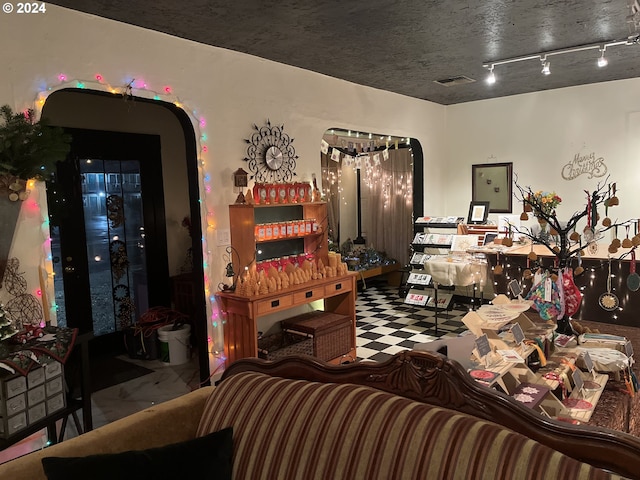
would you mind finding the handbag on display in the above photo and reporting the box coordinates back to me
[562,268,582,317]
[525,271,562,320]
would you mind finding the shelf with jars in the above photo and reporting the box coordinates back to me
[217,197,356,366]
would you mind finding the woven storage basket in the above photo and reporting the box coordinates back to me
[257,331,313,361]
[282,311,352,361]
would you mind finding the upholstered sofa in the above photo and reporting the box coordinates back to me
[2,350,640,479]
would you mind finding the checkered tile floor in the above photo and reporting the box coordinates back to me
[356,281,470,362]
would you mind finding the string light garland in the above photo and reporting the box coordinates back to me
[322,140,414,210]
[31,73,223,355]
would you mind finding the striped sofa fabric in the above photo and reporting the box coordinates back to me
[197,372,622,480]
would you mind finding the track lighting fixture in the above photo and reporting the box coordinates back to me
[482,39,630,83]
[541,59,551,75]
[486,66,496,84]
[597,49,608,67]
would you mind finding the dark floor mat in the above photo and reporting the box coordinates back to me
[90,356,154,393]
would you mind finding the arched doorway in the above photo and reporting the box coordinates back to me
[41,89,209,384]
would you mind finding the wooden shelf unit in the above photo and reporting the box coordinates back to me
[219,201,356,366]
[229,202,329,276]
[217,274,357,366]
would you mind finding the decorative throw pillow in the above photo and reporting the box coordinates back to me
[41,426,232,480]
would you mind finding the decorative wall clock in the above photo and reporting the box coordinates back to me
[243,120,298,182]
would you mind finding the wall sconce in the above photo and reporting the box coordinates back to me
[233,167,248,204]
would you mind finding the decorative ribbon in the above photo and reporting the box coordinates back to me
[560,358,577,372]
[524,340,547,366]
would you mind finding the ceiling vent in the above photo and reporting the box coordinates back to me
[433,75,476,87]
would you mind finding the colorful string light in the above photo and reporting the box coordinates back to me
[31,73,222,353]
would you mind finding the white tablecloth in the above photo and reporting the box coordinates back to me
[422,256,488,287]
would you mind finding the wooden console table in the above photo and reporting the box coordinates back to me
[216,273,357,366]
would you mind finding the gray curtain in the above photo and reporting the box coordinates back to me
[320,153,340,245]
[321,148,413,264]
[361,148,413,265]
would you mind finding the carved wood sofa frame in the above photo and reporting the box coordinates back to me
[222,350,640,479]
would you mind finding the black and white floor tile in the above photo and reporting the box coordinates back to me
[355,281,470,362]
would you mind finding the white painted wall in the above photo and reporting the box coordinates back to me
[0,5,446,348]
[445,80,640,231]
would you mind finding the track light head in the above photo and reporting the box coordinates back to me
[486,66,496,84]
[541,60,551,75]
[597,49,608,67]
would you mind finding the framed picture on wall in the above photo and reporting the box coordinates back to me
[472,162,513,213]
[467,201,490,224]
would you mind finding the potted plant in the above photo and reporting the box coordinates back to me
[0,105,71,294]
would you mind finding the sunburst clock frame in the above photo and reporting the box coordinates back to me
[243,120,298,183]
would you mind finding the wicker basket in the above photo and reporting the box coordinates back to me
[257,331,313,361]
[282,311,353,361]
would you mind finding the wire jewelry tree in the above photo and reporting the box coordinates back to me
[512,176,639,335]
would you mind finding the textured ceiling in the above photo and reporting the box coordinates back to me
[48,0,640,105]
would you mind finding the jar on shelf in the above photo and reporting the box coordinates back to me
[292,221,300,236]
[287,183,298,203]
[272,222,280,239]
[265,223,273,240]
[298,219,306,235]
[296,181,307,203]
[267,184,278,204]
[277,183,288,204]
[256,184,268,205]
[305,218,312,235]
[312,218,320,233]
[256,224,266,241]
[286,221,294,237]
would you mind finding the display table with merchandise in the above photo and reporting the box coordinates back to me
[485,241,640,327]
[0,327,92,449]
[430,297,613,423]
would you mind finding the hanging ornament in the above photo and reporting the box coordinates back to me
[627,249,640,292]
[524,194,533,212]
[574,251,584,276]
[520,199,529,220]
[493,252,503,275]
[583,190,595,240]
[602,185,612,227]
[608,182,619,206]
[598,257,619,311]
[622,224,633,248]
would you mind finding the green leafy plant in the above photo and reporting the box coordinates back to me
[0,105,71,181]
